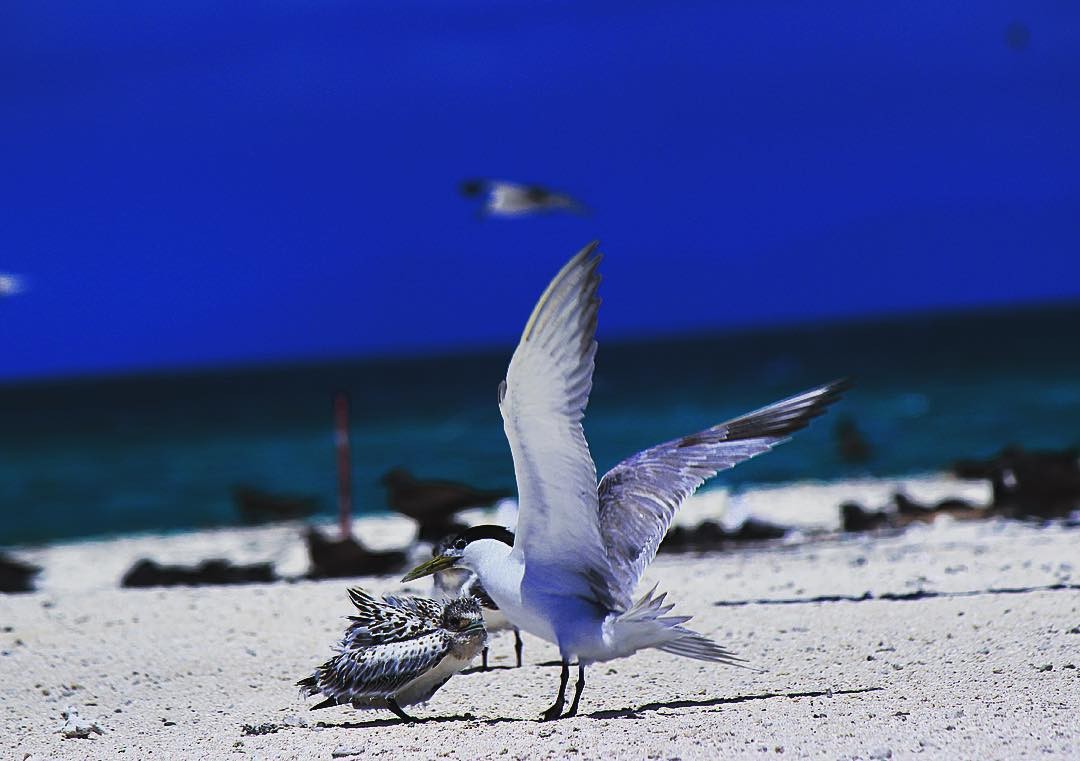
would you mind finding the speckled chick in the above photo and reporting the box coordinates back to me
[298,587,487,722]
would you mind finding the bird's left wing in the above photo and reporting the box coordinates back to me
[499,242,619,608]
[382,594,443,622]
[302,631,454,704]
[597,380,849,608]
[340,588,441,649]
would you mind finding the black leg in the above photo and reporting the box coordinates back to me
[386,697,418,723]
[540,660,569,721]
[564,663,586,717]
[481,646,489,671]
[514,629,523,668]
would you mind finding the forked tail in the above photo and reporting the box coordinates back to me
[617,585,749,668]
[655,628,745,665]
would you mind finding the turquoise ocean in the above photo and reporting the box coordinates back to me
[2,303,1078,545]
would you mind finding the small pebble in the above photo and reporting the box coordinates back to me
[58,707,103,739]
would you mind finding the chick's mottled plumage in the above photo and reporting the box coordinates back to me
[298,587,486,720]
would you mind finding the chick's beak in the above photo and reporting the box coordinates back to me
[401,554,457,583]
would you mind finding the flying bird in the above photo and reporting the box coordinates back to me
[432,526,524,670]
[0,273,25,297]
[404,243,848,720]
[298,587,487,722]
[460,179,588,217]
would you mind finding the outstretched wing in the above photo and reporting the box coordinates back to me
[500,242,619,608]
[340,587,442,649]
[300,631,452,705]
[597,380,849,608]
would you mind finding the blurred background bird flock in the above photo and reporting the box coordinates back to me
[2,2,1079,755]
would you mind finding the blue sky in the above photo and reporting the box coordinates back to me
[2,1,1078,381]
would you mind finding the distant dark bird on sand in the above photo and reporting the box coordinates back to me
[121,557,276,588]
[299,587,487,722]
[304,526,406,579]
[460,179,588,217]
[381,468,511,540]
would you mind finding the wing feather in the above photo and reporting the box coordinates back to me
[300,587,454,706]
[302,632,452,704]
[340,587,441,649]
[501,242,618,607]
[597,380,849,607]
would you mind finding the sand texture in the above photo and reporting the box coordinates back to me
[2,476,1077,760]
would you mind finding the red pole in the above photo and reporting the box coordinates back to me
[334,391,353,540]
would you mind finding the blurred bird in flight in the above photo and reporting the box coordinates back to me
[460,179,589,217]
[0,273,25,297]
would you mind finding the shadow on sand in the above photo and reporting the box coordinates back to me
[460,664,518,675]
[312,713,478,729]
[289,687,885,728]
[586,686,884,720]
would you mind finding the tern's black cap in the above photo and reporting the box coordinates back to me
[457,524,514,547]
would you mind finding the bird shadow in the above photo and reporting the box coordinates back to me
[462,660,562,675]
[312,713,478,729]
[461,665,518,675]
[586,686,884,720]
[302,687,885,728]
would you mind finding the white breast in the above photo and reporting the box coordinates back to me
[476,558,559,642]
[393,648,479,706]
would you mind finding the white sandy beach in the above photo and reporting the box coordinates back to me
[2,475,1077,760]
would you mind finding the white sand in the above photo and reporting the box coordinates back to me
[2,475,1077,760]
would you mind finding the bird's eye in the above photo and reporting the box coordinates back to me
[453,538,466,551]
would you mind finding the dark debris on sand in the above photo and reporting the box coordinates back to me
[0,553,41,593]
[840,494,988,533]
[952,445,1080,520]
[121,558,277,588]
[241,722,282,736]
[841,445,1080,533]
[659,518,788,553]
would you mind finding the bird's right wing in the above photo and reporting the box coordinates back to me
[499,242,620,608]
[597,381,849,608]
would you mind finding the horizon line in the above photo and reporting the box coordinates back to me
[2,296,1078,390]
